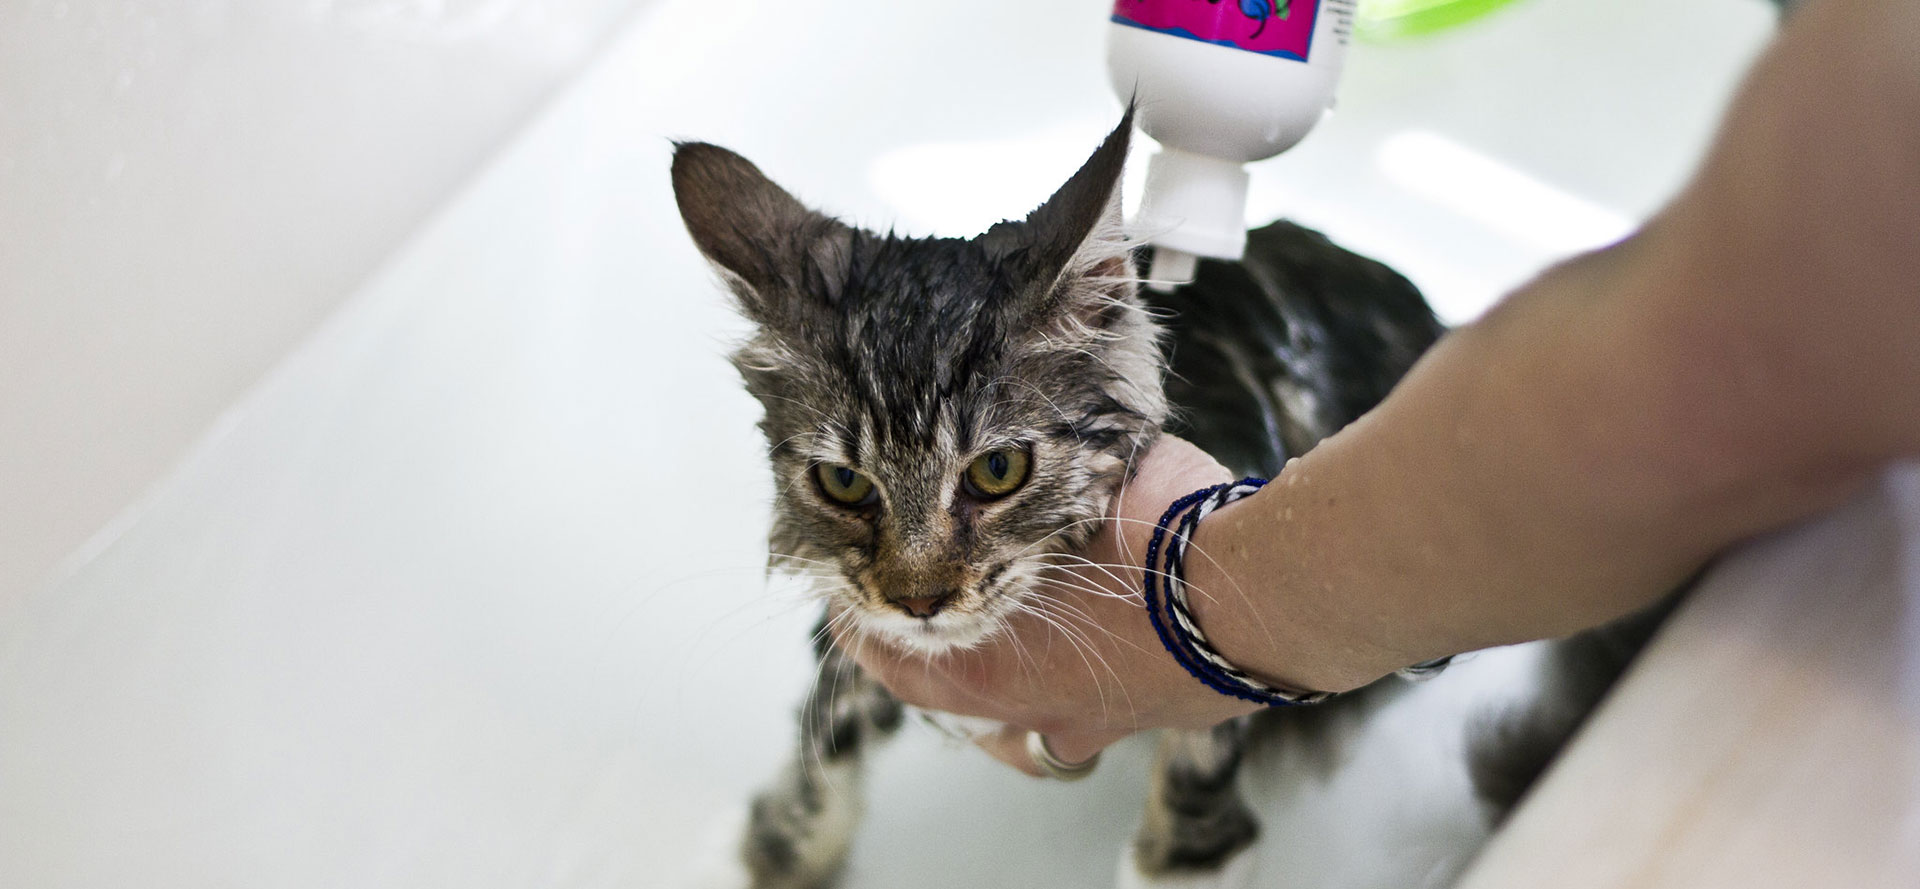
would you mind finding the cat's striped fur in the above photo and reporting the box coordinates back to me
[671,114,1665,889]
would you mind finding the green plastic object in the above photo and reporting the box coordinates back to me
[1354,0,1526,41]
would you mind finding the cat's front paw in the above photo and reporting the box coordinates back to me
[683,767,863,889]
[1116,840,1259,889]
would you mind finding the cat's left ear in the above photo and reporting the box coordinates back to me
[979,109,1135,319]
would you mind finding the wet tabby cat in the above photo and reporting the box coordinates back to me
[670,113,1665,888]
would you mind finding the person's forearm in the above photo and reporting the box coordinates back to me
[1184,236,1878,693]
[1184,0,1920,694]
[1182,248,1783,692]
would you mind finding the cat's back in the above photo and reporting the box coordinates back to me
[1146,220,1445,477]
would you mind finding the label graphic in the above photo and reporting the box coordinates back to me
[1112,0,1320,62]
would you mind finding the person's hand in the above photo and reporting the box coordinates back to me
[837,435,1263,776]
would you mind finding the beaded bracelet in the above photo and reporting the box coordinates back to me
[1141,478,1452,707]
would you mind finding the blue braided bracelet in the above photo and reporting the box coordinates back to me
[1141,478,1453,707]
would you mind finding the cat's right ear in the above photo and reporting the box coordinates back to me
[671,142,852,325]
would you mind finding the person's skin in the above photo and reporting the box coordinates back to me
[843,0,1920,776]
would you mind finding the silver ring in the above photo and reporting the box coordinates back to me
[1025,731,1100,781]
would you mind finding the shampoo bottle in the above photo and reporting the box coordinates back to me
[1107,0,1358,288]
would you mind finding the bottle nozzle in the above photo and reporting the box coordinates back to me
[1134,148,1251,266]
[1145,246,1198,293]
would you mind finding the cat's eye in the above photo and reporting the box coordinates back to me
[963,449,1031,500]
[814,463,877,507]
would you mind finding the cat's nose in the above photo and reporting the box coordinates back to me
[895,592,954,619]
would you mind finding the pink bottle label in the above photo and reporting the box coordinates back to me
[1113,0,1320,62]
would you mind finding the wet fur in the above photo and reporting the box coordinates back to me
[671,116,1666,888]
[675,119,1163,656]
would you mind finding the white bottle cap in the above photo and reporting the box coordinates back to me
[1135,147,1250,265]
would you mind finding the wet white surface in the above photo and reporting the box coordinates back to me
[0,0,641,606]
[1459,468,1920,889]
[1,0,1781,887]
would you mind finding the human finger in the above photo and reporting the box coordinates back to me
[972,723,1127,779]
[973,723,1045,777]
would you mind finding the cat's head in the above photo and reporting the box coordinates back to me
[671,114,1166,653]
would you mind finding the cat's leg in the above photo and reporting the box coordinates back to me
[701,633,903,889]
[1121,719,1261,889]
